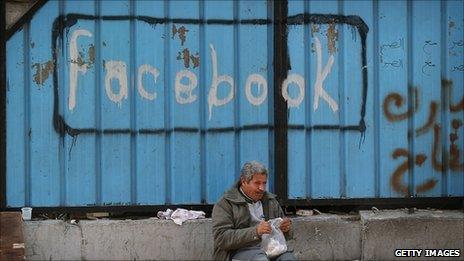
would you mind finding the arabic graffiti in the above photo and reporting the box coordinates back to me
[379,38,404,69]
[383,79,464,195]
[422,40,438,76]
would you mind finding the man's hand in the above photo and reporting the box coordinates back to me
[256,221,272,236]
[279,218,292,233]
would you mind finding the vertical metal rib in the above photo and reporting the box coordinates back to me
[273,0,289,202]
[130,0,137,204]
[373,0,380,198]
[95,0,102,205]
[164,0,172,204]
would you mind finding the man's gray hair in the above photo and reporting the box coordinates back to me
[240,161,268,183]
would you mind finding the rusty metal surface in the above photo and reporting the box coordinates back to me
[0,212,25,260]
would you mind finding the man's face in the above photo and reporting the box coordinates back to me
[241,173,267,202]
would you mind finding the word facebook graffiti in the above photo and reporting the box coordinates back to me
[68,29,339,119]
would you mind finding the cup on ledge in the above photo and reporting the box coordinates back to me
[21,207,32,221]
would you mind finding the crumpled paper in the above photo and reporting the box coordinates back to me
[157,208,206,225]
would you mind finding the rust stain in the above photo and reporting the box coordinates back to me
[326,23,338,55]
[415,101,438,136]
[32,60,55,86]
[383,88,419,122]
[172,24,189,46]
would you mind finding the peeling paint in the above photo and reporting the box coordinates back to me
[172,24,189,46]
[177,48,191,68]
[71,45,95,68]
[176,48,200,68]
[326,23,338,54]
[30,42,35,48]
[76,52,86,66]
[311,23,319,36]
[191,52,200,68]
[32,60,55,86]
[75,45,95,68]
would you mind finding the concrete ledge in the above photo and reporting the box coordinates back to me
[81,219,212,260]
[25,218,213,260]
[24,220,81,260]
[23,210,463,260]
[360,209,464,260]
[291,214,361,260]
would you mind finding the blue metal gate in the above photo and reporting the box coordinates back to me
[3,0,463,208]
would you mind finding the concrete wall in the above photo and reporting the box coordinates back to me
[291,214,361,260]
[23,210,463,260]
[24,218,213,261]
[361,210,464,260]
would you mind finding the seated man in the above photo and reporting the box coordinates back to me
[212,161,296,261]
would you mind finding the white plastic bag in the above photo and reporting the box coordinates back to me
[156,208,206,225]
[170,208,205,225]
[261,218,287,258]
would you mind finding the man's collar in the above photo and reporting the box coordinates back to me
[238,186,255,203]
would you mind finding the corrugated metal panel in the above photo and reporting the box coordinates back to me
[6,0,274,207]
[5,0,463,208]
[286,0,463,200]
